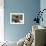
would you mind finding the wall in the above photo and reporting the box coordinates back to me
[0,0,4,42]
[40,0,46,27]
[4,0,40,42]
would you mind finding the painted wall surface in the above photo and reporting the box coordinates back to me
[0,0,4,42]
[4,0,40,42]
[40,0,46,27]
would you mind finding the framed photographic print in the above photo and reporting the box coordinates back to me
[10,13,24,24]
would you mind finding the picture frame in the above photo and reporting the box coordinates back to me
[10,13,24,24]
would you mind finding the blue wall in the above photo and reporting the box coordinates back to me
[40,0,46,27]
[4,0,40,42]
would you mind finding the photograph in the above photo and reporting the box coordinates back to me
[10,13,24,24]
